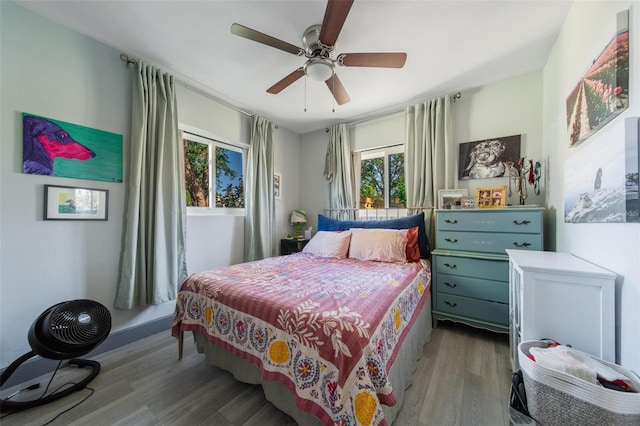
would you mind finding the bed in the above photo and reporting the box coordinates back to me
[172,213,433,425]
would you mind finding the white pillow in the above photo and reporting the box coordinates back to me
[348,228,408,263]
[302,231,352,258]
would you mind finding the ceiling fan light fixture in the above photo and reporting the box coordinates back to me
[304,57,334,82]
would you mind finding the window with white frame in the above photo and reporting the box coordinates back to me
[182,127,247,215]
[359,145,405,209]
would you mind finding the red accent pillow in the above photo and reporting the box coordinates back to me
[406,226,421,262]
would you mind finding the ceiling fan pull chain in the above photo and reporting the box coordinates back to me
[304,75,307,112]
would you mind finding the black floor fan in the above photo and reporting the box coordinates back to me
[0,299,111,412]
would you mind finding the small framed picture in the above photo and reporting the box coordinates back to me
[477,186,507,208]
[44,184,109,220]
[274,173,282,200]
[438,189,468,210]
[461,196,476,209]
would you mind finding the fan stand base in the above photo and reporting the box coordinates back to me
[0,355,100,413]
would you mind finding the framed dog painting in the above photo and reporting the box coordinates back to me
[458,135,521,180]
[22,113,123,182]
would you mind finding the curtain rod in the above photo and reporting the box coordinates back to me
[119,54,253,118]
[345,91,462,128]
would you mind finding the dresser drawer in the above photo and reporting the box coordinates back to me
[436,273,508,303]
[433,254,508,281]
[436,231,542,254]
[437,210,542,233]
[436,293,508,326]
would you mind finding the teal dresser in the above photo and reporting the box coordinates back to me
[431,208,543,333]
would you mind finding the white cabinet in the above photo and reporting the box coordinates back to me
[507,249,616,370]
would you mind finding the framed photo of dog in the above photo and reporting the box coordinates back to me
[44,185,109,220]
[458,135,521,180]
[476,186,507,208]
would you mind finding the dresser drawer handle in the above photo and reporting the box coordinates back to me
[445,238,458,243]
[445,219,458,224]
[444,282,457,288]
[443,263,457,269]
[513,220,531,225]
[513,242,532,248]
[444,301,458,308]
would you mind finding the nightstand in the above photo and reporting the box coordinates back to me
[280,238,309,255]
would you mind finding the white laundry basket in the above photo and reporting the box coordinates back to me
[518,340,640,426]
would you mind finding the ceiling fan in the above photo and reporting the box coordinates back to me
[230,0,407,105]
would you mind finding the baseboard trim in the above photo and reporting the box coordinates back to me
[1,315,173,389]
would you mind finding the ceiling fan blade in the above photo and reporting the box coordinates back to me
[325,74,350,105]
[319,0,354,46]
[231,23,303,56]
[267,68,305,94]
[338,52,407,68]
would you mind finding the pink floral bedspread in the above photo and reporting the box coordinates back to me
[172,253,431,425]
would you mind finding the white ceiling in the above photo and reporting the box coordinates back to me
[17,0,573,135]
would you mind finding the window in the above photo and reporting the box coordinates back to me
[359,145,405,209]
[182,127,246,215]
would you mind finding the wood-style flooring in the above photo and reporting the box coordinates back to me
[1,321,517,426]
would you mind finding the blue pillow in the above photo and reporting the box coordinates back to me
[317,212,431,258]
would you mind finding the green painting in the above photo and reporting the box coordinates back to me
[22,112,123,182]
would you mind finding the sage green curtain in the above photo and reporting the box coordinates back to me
[244,116,275,261]
[324,123,355,219]
[405,95,454,243]
[115,60,188,309]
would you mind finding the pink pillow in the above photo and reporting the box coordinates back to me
[348,228,408,263]
[302,231,352,258]
[406,226,421,262]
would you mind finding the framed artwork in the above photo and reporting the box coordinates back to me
[458,135,521,180]
[44,185,109,220]
[23,113,123,182]
[566,9,629,147]
[564,117,638,223]
[274,173,282,199]
[477,186,507,208]
[438,189,468,209]
[461,196,476,209]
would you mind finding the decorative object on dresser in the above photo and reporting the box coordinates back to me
[437,189,467,209]
[506,158,541,206]
[476,186,507,208]
[506,249,616,371]
[280,238,310,255]
[431,208,543,333]
[290,209,307,237]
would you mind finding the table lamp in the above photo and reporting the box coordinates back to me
[290,209,307,238]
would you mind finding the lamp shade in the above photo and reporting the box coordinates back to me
[290,209,307,224]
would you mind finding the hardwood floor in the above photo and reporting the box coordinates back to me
[1,321,513,426]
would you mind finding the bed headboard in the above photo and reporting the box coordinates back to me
[318,210,431,258]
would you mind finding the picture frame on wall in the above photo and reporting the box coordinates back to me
[274,173,282,200]
[438,189,468,209]
[477,186,507,208]
[458,135,521,180]
[44,184,109,220]
[565,9,629,147]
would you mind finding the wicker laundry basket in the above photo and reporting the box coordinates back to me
[518,340,640,426]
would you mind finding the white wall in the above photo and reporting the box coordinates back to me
[0,2,301,368]
[0,2,154,368]
[300,72,545,230]
[543,0,640,371]
[454,72,544,209]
